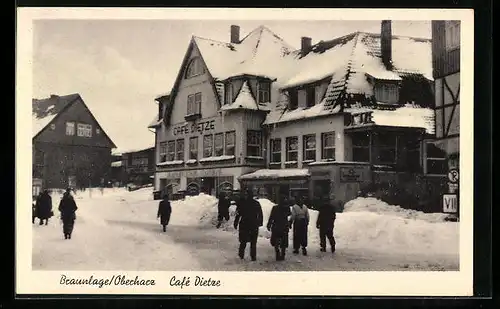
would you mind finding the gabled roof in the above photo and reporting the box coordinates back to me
[32,93,117,148]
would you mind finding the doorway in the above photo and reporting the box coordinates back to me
[201,177,216,195]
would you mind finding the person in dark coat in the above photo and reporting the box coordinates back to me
[290,195,310,256]
[58,188,78,239]
[216,192,231,228]
[32,198,37,224]
[233,189,263,261]
[316,194,340,253]
[266,195,292,261]
[157,194,172,232]
[36,190,53,225]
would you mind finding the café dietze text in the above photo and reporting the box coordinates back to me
[173,120,216,136]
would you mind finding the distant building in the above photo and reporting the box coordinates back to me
[121,147,155,186]
[32,93,116,192]
[152,21,438,205]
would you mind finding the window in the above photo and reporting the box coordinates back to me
[270,139,282,163]
[225,131,236,156]
[224,83,233,105]
[321,132,336,160]
[375,83,399,104]
[159,142,168,162]
[214,133,224,156]
[303,134,316,161]
[66,122,75,136]
[77,123,92,137]
[96,128,101,134]
[247,131,262,157]
[405,139,421,173]
[167,141,175,161]
[289,89,298,110]
[426,143,447,175]
[176,139,184,161]
[376,133,397,164]
[185,57,205,78]
[189,137,198,160]
[306,86,316,108]
[352,133,370,162]
[187,93,202,115]
[50,124,55,130]
[286,137,299,162]
[203,135,213,158]
[258,81,271,103]
[445,21,460,51]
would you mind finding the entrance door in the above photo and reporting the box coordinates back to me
[201,177,215,195]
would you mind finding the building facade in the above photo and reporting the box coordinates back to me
[121,147,155,186]
[153,21,438,205]
[32,94,116,192]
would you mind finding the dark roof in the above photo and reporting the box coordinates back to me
[32,93,80,138]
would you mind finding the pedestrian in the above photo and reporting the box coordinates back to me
[58,188,78,239]
[233,189,263,261]
[290,195,310,256]
[157,194,172,232]
[266,195,292,261]
[32,197,37,224]
[316,193,339,253]
[36,190,53,225]
[216,192,231,228]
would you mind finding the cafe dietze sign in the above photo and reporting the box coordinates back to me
[173,119,216,136]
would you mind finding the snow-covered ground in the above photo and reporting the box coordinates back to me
[33,188,459,271]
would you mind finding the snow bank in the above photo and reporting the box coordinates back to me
[344,197,450,223]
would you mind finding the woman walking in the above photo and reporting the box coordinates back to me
[266,195,292,261]
[36,190,53,225]
[157,194,172,232]
[290,196,310,256]
[58,188,78,239]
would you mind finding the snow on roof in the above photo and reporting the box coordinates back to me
[148,116,163,128]
[111,161,123,167]
[345,104,435,134]
[263,102,342,125]
[238,168,310,180]
[32,93,80,138]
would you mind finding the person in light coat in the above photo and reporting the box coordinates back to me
[289,195,310,256]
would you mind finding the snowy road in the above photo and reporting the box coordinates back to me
[32,188,459,271]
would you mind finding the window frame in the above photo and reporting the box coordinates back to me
[166,140,176,162]
[203,134,214,158]
[246,130,262,157]
[189,136,198,160]
[77,123,92,138]
[302,134,316,161]
[445,21,460,51]
[214,133,224,157]
[286,136,299,162]
[375,83,399,104]
[288,89,298,110]
[258,81,271,103]
[65,122,75,136]
[270,138,282,163]
[185,57,205,79]
[321,132,336,161]
[224,131,236,156]
[425,142,448,175]
[175,139,185,161]
[376,133,398,165]
[305,86,316,108]
[224,82,233,105]
[159,142,168,163]
[187,92,202,116]
[352,133,371,163]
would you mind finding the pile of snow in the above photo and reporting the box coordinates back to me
[344,197,450,223]
[239,168,310,180]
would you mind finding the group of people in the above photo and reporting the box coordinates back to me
[215,189,340,262]
[32,188,79,240]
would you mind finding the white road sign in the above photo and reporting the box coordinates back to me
[443,194,458,213]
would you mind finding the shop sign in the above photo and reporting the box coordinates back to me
[340,167,364,182]
[173,119,216,136]
[185,169,222,178]
[443,194,458,213]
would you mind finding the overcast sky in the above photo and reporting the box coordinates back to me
[33,19,431,153]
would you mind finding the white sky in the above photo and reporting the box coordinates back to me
[33,19,431,153]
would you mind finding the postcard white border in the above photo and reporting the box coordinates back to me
[16,7,474,296]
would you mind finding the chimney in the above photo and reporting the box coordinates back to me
[381,20,392,69]
[301,37,312,55]
[230,25,240,44]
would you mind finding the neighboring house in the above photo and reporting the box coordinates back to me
[122,147,155,186]
[152,21,438,205]
[431,21,460,193]
[32,93,116,191]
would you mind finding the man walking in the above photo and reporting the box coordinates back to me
[36,190,53,225]
[316,193,341,253]
[58,188,78,239]
[157,194,172,232]
[233,189,263,261]
[266,195,291,261]
[216,192,231,228]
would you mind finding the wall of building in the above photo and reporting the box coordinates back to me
[434,72,460,142]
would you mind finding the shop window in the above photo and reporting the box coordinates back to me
[352,132,370,162]
[187,93,202,116]
[225,131,235,156]
[270,138,282,163]
[167,141,175,161]
[306,86,316,108]
[286,136,298,162]
[303,134,316,161]
[66,122,75,136]
[176,139,184,161]
[185,57,205,79]
[77,123,92,138]
[426,143,447,175]
[321,132,336,160]
[247,130,262,157]
[258,81,271,103]
[376,133,397,165]
[214,133,224,156]
[289,89,298,110]
[189,137,198,160]
[445,21,460,51]
[203,135,213,158]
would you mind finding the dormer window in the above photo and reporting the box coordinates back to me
[258,81,271,103]
[185,57,205,79]
[305,86,316,108]
[375,83,399,104]
[224,83,234,105]
[445,21,460,51]
[288,89,298,110]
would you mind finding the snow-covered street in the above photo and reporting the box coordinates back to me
[33,188,459,271]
